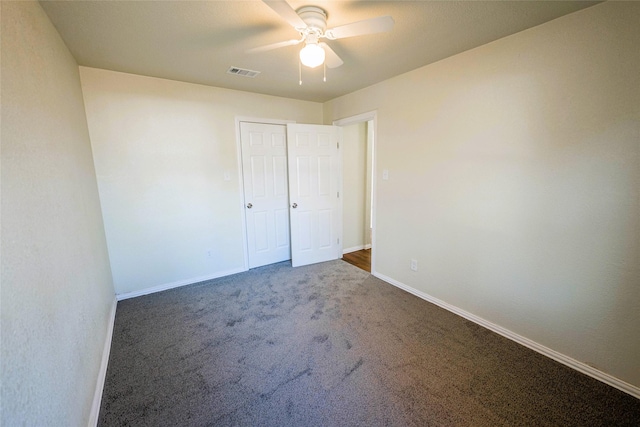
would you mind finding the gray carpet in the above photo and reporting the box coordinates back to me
[99,260,639,426]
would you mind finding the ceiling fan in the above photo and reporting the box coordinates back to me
[248,0,395,71]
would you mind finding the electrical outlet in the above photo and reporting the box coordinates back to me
[207,250,213,258]
[410,259,418,271]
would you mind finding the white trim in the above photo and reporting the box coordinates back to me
[235,118,250,271]
[364,244,372,250]
[369,117,377,276]
[338,126,344,258]
[88,297,117,427]
[373,272,640,400]
[235,116,295,126]
[116,267,246,301]
[333,111,377,127]
[343,245,365,254]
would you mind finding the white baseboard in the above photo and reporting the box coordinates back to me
[116,267,247,301]
[373,272,640,400]
[343,245,365,254]
[343,244,371,254]
[88,297,117,427]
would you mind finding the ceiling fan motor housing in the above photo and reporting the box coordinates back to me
[296,6,327,33]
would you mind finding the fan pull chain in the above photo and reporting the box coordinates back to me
[299,60,302,85]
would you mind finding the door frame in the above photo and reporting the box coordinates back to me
[333,111,378,275]
[235,116,295,271]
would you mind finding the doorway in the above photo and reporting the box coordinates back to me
[334,112,376,273]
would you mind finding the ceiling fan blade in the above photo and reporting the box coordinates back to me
[320,43,344,68]
[325,15,394,40]
[246,39,301,54]
[263,0,307,29]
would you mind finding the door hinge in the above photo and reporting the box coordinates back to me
[337,191,340,198]
[337,142,340,149]
[337,238,340,244]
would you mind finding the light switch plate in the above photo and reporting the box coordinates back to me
[382,169,389,180]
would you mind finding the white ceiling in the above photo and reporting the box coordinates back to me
[40,0,598,103]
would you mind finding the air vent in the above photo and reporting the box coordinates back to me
[227,67,260,78]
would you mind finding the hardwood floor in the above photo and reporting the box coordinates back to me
[342,249,371,272]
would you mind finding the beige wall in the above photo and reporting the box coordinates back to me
[80,68,323,295]
[342,122,368,251]
[324,2,640,388]
[1,2,115,425]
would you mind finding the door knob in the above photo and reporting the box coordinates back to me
[246,203,253,209]
[292,203,298,209]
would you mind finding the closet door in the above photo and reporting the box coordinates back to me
[287,124,342,267]
[240,122,291,268]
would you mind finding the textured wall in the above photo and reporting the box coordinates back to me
[1,1,115,425]
[79,67,323,295]
[324,2,640,388]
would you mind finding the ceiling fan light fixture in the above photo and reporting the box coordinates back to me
[299,43,325,68]
[254,0,395,77]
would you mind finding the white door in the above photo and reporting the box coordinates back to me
[287,124,342,267]
[240,122,291,268]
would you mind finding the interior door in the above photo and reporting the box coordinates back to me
[287,123,342,267]
[240,122,291,268]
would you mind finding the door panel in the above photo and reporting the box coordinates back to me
[273,156,288,196]
[274,209,290,248]
[287,124,342,267]
[250,156,266,197]
[241,122,291,268]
